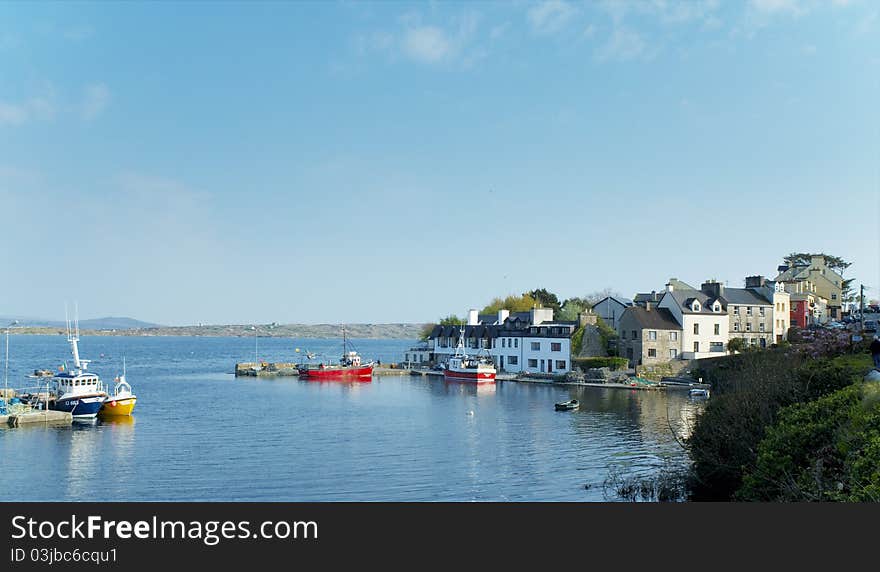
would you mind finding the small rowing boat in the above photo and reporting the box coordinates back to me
[555,399,579,411]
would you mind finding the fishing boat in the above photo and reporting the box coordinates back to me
[555,399,579,411]
[99,358,137,417]
[48,314,106,419]
[443,327,496,383]
[296,326,374,381]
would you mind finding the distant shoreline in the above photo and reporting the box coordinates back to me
[8,323,427,340]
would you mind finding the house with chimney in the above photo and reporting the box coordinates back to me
[617,303,683,367]
[428,307,578,374]
[657,280,730,360]
[774,255,843,321]
[722,276,791,347]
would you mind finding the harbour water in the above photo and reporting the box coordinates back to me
[0,335,702,501]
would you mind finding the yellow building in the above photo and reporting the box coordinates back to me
[775,255,843,321]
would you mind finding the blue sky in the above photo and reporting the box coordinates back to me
[1,1,877,326]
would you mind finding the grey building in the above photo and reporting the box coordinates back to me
[617,305,683,368]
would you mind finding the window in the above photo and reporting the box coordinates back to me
[669,332,678,341]
[528,359,538,368]
[759,323,765,332]
[648,331,657,341]
[555,360,566,370]
[514,339,518,348]
[530,342,540,351]
[746,323,752,332]
[759,307,765,317]
[647,348,657,358]
[713,303,721,312]
[832,294,838,300]
[694,323,699,335]
[747,307,752,316]
[621,330,627,340]
[551,342,562,352]
[694,341,700,352]
[670,348,678,359]
[733,306,739,315]
[714,324,720,335]
[632,330,638,339]
[502,338,505,348]
[693,302,701,311]
[508,356,518,365]
[734,322,739,331]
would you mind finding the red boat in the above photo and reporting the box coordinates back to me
[443,327,496,384]
[296,327,374,381]
[297,351,374,381]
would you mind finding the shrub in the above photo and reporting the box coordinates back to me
[738,382,880,501]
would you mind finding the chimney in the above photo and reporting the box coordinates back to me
[467,309,479,326]
[645,301,653,311]
[701,279,724,299]
[578,310,597,328]
[666,281,674,292]
[745,275,766,289]
[497,309,509,325]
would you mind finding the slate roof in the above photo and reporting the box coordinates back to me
[621,307,681,330]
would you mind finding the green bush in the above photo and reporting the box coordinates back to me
[686,351,869,500]
[572,357,628,371]
[570,326,585,355]
[738,382,880,501]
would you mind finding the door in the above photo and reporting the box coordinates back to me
[548,360,552,373]
[500,356,504,370]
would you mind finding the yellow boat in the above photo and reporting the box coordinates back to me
[99,362,137,417]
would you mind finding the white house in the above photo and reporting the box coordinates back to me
[658,283,730,360]
[429,307,576,374]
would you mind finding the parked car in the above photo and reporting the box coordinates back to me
[865,320,877,332]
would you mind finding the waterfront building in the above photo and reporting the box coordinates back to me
[657,281,730,360]
[617,304,683,368]
[774,255,844,321]
[721,276,791,348]
[590,296,633,330]
[429,308,576,374]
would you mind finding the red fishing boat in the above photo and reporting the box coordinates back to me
[443,327,496,383]
[296,327,374,381]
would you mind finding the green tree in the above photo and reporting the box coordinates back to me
[727,337,747,353]
[481,294,538,314]
[783,252,852,275]
[419,314,465,340]
[524,288,561,314]
[557,298,590,321]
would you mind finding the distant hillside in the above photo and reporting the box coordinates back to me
[8,322,427,339]
[0,316,162,330]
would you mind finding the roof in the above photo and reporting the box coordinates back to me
[634,292,664,303]
[667,278,697,291]
[722,287,772,306]
[621,307,681,330]
[593,296,633,307]
[665,290,727,315]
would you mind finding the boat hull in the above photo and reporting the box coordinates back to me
[297,365,373,381]
[99,396,137,417]
[444,369,496,383]
[49,395,105,418]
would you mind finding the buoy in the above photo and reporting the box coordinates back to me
[466,410,474,416]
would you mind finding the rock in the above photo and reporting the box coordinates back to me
[865,369,880,383]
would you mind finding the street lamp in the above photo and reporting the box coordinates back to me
[5,320,19,405]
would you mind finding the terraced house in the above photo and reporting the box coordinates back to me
[428,307,576,374]
[774,255,843,321]
[617,304,682,367]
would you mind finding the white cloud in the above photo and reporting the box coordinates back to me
[403,26,453,63]
[748,0,804,15]
[0,95,56,126]
[81,83,110,120]
[528,0,578,34]
[596,26,648,62]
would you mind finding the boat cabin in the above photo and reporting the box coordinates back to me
[53,372,102,397]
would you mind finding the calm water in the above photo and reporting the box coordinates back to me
[0,335,702,501]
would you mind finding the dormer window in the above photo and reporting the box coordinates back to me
[713,303,721,312]
[692,301,701,312]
